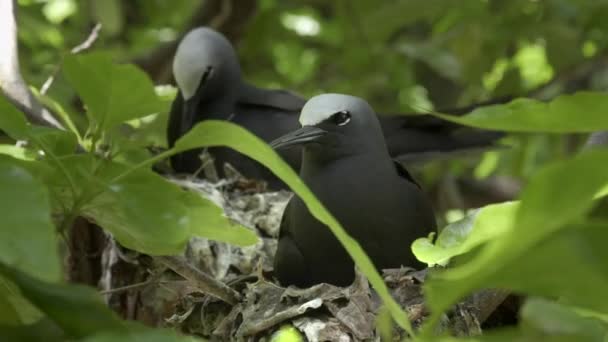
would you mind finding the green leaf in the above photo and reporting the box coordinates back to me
[0,155,60,282]
[29,126,78,157]
[170,120,414,334]
[0,279,21,325]
[433,299,608,342]
[0,96,29,140]
[33,88,84,142]
[0,318,65,342]
[520,298,608,341]
[183,190,258,247]
[479,223,608,312]
[63,52,167,132]
[82,329,202,342]
[0,276,43,325]
[0,145,37,161]
[422,149,608,334]
[0,263,127,339]
[412,202,518,266]
[48,155,257,255]
[431,92,608,132]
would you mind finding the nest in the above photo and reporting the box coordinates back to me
[99,171,512,341]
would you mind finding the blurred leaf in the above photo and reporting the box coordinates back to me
[63,52,167,132]
[0,145,36,161]
[0,318,65,342]
[171,120,414,334]
[520,298,608,340]
[431,92,608,132]
[0,96,29,140]
[479,222,608,312]
[29,126,78,157]
[0,276,43,325]
[82,329,201,342]
[513,43,554,90]
[433,298,608,342]
[398,41,461,82]
[412,202,518,266]
[0,156,60,282]
[0,262,126,339]
[42,0,77,24]
[0,279,21,325]
[423,149,608,333]
[90,0,124,36]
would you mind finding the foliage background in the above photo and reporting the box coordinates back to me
[17,0,608,194]
[2,0,608,341]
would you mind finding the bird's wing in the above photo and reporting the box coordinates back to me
[379,95,514,133]
[393,161,422,189]
[166,90,185,148]
[237,83,306,111]
[273,200,311,286]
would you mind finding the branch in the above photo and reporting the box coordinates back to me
[41,23,102,95]
[156,255,241,305]
[0,0,64,129]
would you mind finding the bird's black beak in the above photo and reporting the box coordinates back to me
[270,126,328,150]
[180,66,214,135]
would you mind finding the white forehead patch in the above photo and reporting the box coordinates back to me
[299,107,345,126]
[299,93,362,126]
[173,29,212,100]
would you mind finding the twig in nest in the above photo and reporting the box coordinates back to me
[157,255,241,305]
[40,23,102,95]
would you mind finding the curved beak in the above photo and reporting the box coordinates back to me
[270,126,328,150]
[180,66,214,135]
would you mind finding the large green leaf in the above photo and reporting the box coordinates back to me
[43,155,256,255]
[481,223,608,312]
[422,149,608,333]
[0,156,60,282]
[0,318,65,342]
[0,263,127,339]
[0,276,42,325]
[412,202,518,266]
[0,96,29,140]
[29,126,78,157]
[520,298,608,341]
[431,92,608,132]
[0,279,21,325]
[62,52,167,131]
[170,120,414,334]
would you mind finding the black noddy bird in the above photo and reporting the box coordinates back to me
[168,27,503,189]
[271,94,437,287]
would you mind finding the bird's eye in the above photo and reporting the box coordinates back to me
[331,111,351,126]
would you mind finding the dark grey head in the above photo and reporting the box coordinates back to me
[172,27,242,135]
[173,27,241,101]
[270,94,388,160]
